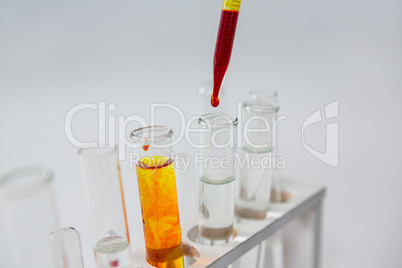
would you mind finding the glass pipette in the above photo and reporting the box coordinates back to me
[211,0,242,107]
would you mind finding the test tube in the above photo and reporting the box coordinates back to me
[78,147,132,268]
[131,126,184,268]
[236,100,279,220]
[0,167,60,267]
[198,113,238,245]
[248,89,285,268]
[49,227,84,268]
[248,88,282,203]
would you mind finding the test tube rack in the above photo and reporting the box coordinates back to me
[132,177,326,268]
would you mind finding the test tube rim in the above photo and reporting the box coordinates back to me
[0,166,53,196]
[243,100,280,114]
[249,88,278,100]
[130,125,173,143]
[49,227,81,245]
[198,113,238,129]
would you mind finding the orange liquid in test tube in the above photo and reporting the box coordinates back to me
[136,156,184,268]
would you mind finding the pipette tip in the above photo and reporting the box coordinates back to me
[211,96,220,107]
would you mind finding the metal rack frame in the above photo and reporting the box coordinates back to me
[132,178,326,268]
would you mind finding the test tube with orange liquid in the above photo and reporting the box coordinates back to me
[131,126,184,268]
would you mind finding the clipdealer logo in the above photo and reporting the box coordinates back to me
[64,100,339,167]
[64,101,285,160]
[301,100,339,167]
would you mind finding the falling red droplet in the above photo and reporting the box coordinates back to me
[143,145,150,151]
[211,96,219,107]
[110,260,119,267]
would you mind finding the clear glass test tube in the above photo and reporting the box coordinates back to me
[0,167,60,267]
[249,88,283,203]
[246,89,285,268]
[131,126,184,268]
[78,147,132,268]
[49,227,84,268]
[236,100,279,220]
[197,113,238,245]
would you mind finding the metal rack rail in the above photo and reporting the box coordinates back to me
[132,178,326,268]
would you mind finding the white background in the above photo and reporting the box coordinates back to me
[1,0,401,267]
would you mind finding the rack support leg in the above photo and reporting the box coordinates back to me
[313,203,322,268]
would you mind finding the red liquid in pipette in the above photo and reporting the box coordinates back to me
[211,10,239,107]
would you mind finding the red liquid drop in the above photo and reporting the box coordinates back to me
[211,10,239,107]
[211,96,220,107]
[110,260,119,267]
[143,145,150,151]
